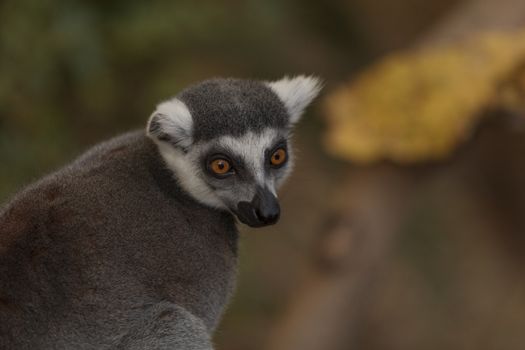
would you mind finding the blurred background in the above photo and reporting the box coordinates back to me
[2,0,525,349]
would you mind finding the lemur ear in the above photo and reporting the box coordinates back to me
[266,75,322,124]
[147,98,193,150]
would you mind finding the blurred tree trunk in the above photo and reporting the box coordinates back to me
[265,167,412,350]
[265,0,525,349]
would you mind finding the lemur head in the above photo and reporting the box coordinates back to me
[147,76,321,227]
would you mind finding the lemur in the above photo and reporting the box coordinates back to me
[0,76,321,349]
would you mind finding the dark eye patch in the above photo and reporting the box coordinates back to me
[265,139,288,167]
[202,148,246,175]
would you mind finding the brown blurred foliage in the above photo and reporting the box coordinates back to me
[324,30,525,163]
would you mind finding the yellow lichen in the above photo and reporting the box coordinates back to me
[324,30,525,164]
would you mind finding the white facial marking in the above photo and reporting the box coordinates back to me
[215,128,278,186]
[155,142,227,209]
[154,128,292,210]
[266,75,322,124]
[151,113,295,211]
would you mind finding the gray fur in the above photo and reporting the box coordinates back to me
[0,133,236,349]
[178,78,289,141]
[0,76,321,349]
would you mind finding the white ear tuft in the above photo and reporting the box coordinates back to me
[266,75,322,124]
[147,98,193,150]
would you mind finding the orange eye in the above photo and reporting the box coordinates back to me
[270,148,287,166]
[210,159,232,175]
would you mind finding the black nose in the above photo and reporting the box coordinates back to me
[236,187,280,227]
[253,189,280,225]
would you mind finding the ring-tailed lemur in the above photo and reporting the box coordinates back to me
[0,76,321,349]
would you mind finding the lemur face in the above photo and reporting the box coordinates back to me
[147,76,321,227]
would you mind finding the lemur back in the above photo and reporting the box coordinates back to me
[0,133,237,349]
